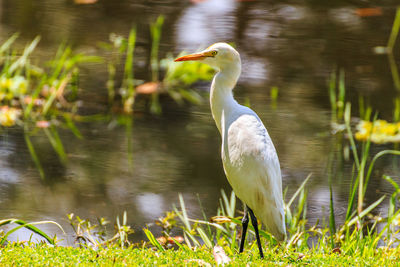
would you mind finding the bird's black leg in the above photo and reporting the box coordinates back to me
[248,208,264,258]
[239,206,249,253]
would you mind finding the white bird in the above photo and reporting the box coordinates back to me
[175,43,286,257]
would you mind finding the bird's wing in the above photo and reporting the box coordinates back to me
[222,112,286,240]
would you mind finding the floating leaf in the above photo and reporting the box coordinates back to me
[136,82,160,95]
[74,0,97,4]
[23,96,44,106]
[36,120,50,128]
[190,0,208,3]
[156,235,184,245]
[355,7,383,17]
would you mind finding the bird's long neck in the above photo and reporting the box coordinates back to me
[210,63,241,134]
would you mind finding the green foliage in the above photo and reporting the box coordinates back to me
[2,11,400,266]
[394,97,400,122]
[67,212,134,249]
[270,86,279,109]
[102,29,138,113]
[358,96,372,121]
[143,229,165,251]
[1,232,400,266]
[328,68,346,122]
[343,103,400,225]
[158,53,213,106]
[387,7,400,52]
[150,15,165,82]
[0,218,64,245]
[161,54,214,86]
[327,67,400,248]
[385,7,400,91]
[0,34,100,179]
[103,33,126,103]
[102,15,213,115]
[121,28,137,114]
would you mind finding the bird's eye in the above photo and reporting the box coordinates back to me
[211,50,218,57]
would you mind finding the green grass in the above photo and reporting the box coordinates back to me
[1,242,400,266]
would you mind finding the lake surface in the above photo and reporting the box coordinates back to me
[1,0,399,244]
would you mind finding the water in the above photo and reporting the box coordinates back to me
[1,0,400,244]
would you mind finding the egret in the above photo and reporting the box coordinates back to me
[175,43,286,257]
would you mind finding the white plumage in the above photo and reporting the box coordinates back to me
[223,113,286,241]
[175,43,286,253]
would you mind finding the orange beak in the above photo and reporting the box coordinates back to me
[174,51,214,62]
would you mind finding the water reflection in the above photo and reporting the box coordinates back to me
[0,0,399,244]
[136,193,165,219]
[175,0,237,49]
[0,140,19,184]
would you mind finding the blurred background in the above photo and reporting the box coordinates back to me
[0,0,399,244]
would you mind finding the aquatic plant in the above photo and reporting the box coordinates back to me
[328,68,346,123]
[160,53,213,105]
[0,34,100,179]
[103,15,214,114]
[67,212,134,248]
[142,148,399,256]
[388,7,400,90]
[322,102,400,253]
[150,15,165,83]
[0,106,21,127]
[0,34,99,127]
[143,181,311,253]
[0,218,64,245]
[355,120,400,143]
[138,102,400,254]
[327,65,400,228]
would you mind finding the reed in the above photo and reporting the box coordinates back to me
[0,35,99,179]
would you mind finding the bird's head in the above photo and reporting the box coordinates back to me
[174,42,240,71]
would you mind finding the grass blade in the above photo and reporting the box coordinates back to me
[143,228,165,251]
[196,194,213,239]
[184,230,200,247]
[329,181,336,248]
[176,194,191,231]
[43,127,67,164]
[0,33,19,55]
[63,114,83,139]
[345,166,358,221]
[344,103,360,170]
[286,173,312,209]
[8,36,40,74]
[383,175,400,191]
[387,7,400,50]
[337,69,345,120]
[346,196,385,228]
[329,70,337,121]
[0,219,64,245]
[364,150,400,196]
[197,227,213,248]
[123,28,136,95]
[24,131,45,180]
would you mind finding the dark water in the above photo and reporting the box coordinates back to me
[1,0,400,244]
